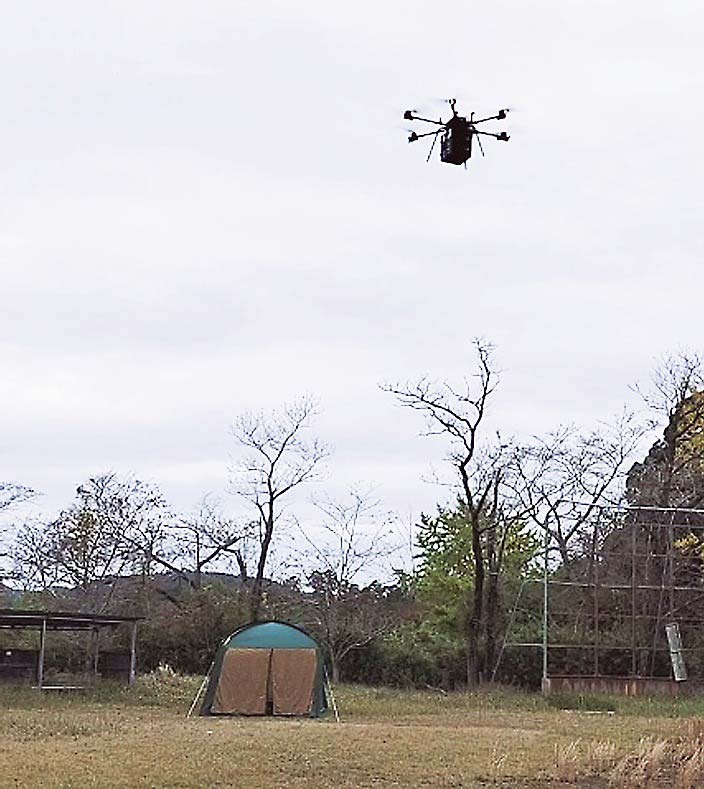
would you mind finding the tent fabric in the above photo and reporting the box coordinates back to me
[228,622,317,650]
[272,649,317,716]
[200,620,328,718]
[212,648,270,715]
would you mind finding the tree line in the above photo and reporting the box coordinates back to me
[3,345,704,687]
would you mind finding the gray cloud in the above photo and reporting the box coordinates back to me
[2,1,702,525]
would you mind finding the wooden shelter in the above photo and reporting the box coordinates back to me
[0,609,142,689]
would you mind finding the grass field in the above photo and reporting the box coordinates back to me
[2,671,704,787]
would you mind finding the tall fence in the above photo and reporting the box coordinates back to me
[500,505,704,691]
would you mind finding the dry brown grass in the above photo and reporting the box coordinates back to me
[607,734,704,788]
[0,678,703,787]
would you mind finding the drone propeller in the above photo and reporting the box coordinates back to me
[421,97,455,109]
[404,99,445,117]
[408,95,473,118]
[429,94,473,107]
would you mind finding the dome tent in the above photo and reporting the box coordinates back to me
[199,621,328,717]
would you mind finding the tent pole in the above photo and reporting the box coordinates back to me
[187,664,213,719]
[190,635,229,718]
[323,664,340,723]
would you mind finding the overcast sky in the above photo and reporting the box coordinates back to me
[2,1,703,534]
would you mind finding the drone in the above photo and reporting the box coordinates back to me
[403,99,510,166]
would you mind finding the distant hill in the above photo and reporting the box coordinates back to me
[0,582,20,605]
[2,572,282,617]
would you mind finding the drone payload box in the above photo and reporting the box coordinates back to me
[440,117,472,165]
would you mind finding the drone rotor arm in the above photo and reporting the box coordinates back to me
[472,129,510,141]
[409,128,446,142]
[404,114,446,126]
[472,109,510,125]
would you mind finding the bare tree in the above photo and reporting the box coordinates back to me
[230,397,329,621]
[12,477,254,612]
[630,351,704,508]
[133,496,254,605]
[383,339,503,685]
[638,351,704,418]
[297,487,398,681]
[0,482,35,513]
[0,482,36,578]
[12,518,61,592]
[510,412,645,570]
[12,474,166,611]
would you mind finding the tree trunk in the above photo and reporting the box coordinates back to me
[330,654,340,684]
[467,516,485,686]
[249,518,274,621]
[483,516,500,678]
[484,571,500,678]
[249,576,264,621]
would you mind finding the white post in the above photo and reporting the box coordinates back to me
[128,622,138,686]
[92,627,100,678]
[541,520,550,695]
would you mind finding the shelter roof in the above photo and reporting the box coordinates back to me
[0,609,143,631]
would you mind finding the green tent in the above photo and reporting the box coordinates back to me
[199,621,328,717]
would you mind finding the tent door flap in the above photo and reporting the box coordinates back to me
[212,648,271,715]
[271,648,317,716]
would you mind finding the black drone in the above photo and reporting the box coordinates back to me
[404,99,510,166]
